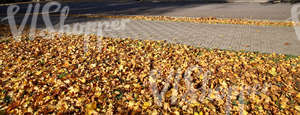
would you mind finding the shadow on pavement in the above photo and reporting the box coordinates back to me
[0,1,226,16]
[0,1,227,27]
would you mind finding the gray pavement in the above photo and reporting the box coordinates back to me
[66,2,292,20]
[61,18,300,55]
[1,1,299,55]
[0,1,293,20]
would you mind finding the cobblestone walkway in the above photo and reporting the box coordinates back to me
[62,18,300,55]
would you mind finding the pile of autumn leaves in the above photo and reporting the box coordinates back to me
[0,33,299,114]
[73,15,296,27]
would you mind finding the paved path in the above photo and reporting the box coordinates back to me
[61,18,300,55]
[0,1,299,55]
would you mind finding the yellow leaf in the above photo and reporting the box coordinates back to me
[280,97,289,109]
[199,74,204,80]
[78,97,84,103]
[281,103,287,109]
[58,69,65,73]
[220,80,227,88]
[165,90,172,98]
[242,110,248,115]
[96,56,101,61]
[199,111,203,115]
[151,110,159,115]
[68,86,79,93]
[128,101,134,108]
[80,78,86,83]
[85,101,98,115]
[296,93,300,99]
[86,101,97,111]
[143,102,151,109]
[268,68,277,76]
[86,109,98,115]
[27,107,33,113]
[220,69,226,73]
[291,68,297,72]
[173,111,180,115]
[35,70,43,75]
[90,63,96,68]
[191,99,200,107]
[295,106,300,111]
[95,92,101,97]
[45,96,51,100]
[124,84,130,89]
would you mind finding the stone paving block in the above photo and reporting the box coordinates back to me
[53,18,300,55]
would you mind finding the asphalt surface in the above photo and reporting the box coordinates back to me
[0,1,293,20]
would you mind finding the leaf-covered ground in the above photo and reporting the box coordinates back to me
[70,15,296,27]
[0,33,299,114]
